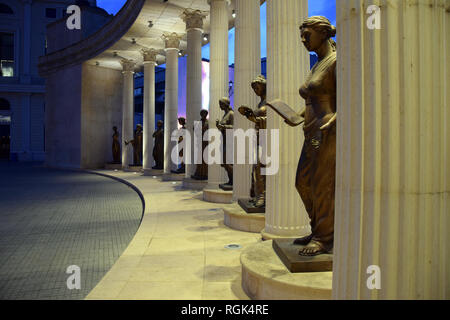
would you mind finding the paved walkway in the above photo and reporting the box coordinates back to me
[86,170,261,300]
[0,162,143,300]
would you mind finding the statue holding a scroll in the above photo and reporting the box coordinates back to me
[238,75,267,210]
[266,16,337,256]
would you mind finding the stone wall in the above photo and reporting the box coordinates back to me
[81,63,123,168]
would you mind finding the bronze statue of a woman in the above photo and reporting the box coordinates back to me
[112,126,121,163]
[216,97,234,191]
[239,75,267,209]
[191,110,209,180]
[266,16,337,256]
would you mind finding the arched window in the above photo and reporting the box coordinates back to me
[0,3,14,15]
[0,98,10,111]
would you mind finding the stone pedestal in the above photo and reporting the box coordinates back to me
[203,188,233,204]
[232,0,261,201]
[263,0,310,238]
[333,1,450,300]
[143,168,163,177]
[223,204,265,233]
[240,241,332,300]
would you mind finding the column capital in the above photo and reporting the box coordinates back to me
[141,48,158,64]
[181,9,208,31]
[120,59,135,73]
[162,32,182,51]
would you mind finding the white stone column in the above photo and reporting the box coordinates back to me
[206,0,229,189]
[181,10,208,178]
[142,49,157,173]
[262,0,310,239]
[120,59,135,169]
[232,0,261,201]
[162,33,182,175]
[333,0,450,300]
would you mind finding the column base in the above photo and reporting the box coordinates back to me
[203,188,233,204]
[240,241,332,300]
[223,204,265,233]
[182,178,207,191]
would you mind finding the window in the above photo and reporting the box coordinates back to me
[45,8,57,18]
[0,3,14,14]
[0,33,14,77]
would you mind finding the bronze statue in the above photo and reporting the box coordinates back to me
[112,126,121,164]
[191,109,209,180]
[173,117,186,174]
[266,16,337,256]
[239,75,267,209]
[216,97,234,191]
[125,124,143,166]
[152,120,164,170]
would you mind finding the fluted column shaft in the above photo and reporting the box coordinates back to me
[121,60,135,169]
[182,10,207,177]
[232,0,261,200]
[263,0,310,238]
[142,56,156,171]
[333,0,449,300]
[207,0,229,189]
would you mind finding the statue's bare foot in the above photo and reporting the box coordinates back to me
[254,197,265,208]
[298,240,327,256]
[293,234,313,246]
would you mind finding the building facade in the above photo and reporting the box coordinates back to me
[0,0,104,161]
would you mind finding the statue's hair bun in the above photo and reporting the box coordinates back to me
[329,25,337,37]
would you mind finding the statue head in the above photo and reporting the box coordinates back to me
[300,16,336,53]
[113,126,118,132]
[219,97,231,111]
[136,124,143,132]
[157,120,163,128]
[251,75,267,98]
[178,117,186,127]
[200,109,208,120]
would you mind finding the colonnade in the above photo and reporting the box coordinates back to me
[118,0,449,299]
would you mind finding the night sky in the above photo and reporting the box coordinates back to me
[96,0,337,62]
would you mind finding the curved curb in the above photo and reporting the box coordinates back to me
[84,170,146,226]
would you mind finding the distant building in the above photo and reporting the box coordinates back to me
[0,0,108,161]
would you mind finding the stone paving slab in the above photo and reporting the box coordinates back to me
[0,161,143,300]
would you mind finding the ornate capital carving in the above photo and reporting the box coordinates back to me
[120,59,135,73]
[162,32,182,50]
[141,48,158,63]
[181,9,208,31]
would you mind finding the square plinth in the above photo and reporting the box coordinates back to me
[272,239,333,273]
[238,199,265,214]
